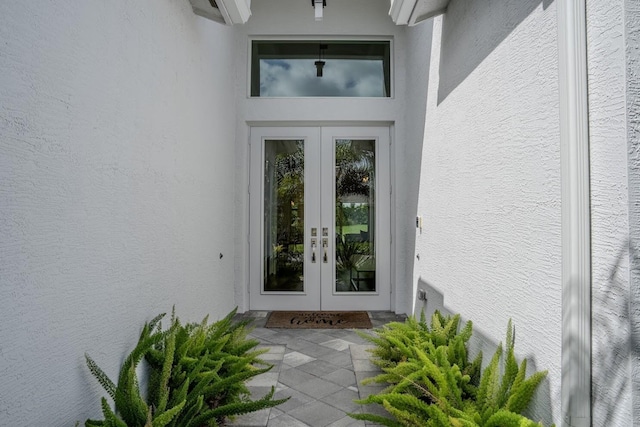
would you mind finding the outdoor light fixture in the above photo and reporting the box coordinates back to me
[315,44,327,77]
[312,0,326,21]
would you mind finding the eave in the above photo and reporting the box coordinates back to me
[388,0,449,26]
[188,0,251,25]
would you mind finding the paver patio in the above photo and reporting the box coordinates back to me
[229,311,406,427]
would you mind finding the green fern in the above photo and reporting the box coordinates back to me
[353,313,553,427]
[85,307,288,427]
[85,355,116,401]
[84,329,185,427]
[360,311,480,405]
[143,307,287,427]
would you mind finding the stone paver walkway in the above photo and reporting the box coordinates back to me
[229,311,406,427]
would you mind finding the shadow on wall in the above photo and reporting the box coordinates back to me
[414,278,554,425]
[403,18,433,315]
[406,0,557,312]
[590,242,639,425]
[438,0,554,104]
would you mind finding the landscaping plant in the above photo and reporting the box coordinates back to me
[85,308,287,427]
[351,312,552,427]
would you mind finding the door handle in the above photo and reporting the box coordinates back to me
[311,238,317,263]
[322,238,328,263]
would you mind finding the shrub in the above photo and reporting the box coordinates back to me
[361,311,482,401]
[85,308,287,427]
[351,313,552,427]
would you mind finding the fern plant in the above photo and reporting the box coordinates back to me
[359,311,482,401]
[85,308,288,427]
[143,308,287,426]
[85,314,185,427]
[351,314,552,427]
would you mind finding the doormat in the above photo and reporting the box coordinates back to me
[265,311,372,329]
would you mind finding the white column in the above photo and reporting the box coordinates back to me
[557,0,592,426]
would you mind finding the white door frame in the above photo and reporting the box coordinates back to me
[248,125,391,311]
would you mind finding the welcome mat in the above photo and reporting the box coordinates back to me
[265,311,372,329]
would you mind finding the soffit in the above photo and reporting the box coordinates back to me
[188,0,251,25]
[389,0,450,26]
[189,0,449,26]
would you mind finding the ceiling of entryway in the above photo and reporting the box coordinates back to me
[188,0,450,26]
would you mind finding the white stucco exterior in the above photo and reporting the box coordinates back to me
[587,0,639,424]
[627,0,640,419]
[0,0,638,425]
[0,1,237,425]
[408,1,561,423]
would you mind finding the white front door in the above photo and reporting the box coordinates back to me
[249,126,391,311]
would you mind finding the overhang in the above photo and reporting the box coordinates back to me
[188,0,448,26]
[388,0,449,26]
[188,0,251,25]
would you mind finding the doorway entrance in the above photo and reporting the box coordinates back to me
[249,126,391,311]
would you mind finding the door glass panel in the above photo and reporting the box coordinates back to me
[335,139,376,292]
[264,139,305,292]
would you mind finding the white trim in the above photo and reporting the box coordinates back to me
[246,120,394,127]
[388,124,397,313]
[558,0,592,425]
[248,125,392,311]
[320,127,391,311]
[248,127,322,311]
[389,0,417,25]
[218,0,251,25]
[388,0,449,26]
[188,0,251,25]
[247,36,395,99]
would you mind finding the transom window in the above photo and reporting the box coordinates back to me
[251,40,391,98]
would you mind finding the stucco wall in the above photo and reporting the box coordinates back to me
[587,0,636,424]
[409,0,561,423]
[0,1,236,424]
[626,0,640,421]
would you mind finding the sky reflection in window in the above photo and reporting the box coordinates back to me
[251,41,391,97]
[259,59,385,97]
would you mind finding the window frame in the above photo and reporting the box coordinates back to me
[248,37,394,99]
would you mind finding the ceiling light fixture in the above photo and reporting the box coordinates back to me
[311,0,326,21]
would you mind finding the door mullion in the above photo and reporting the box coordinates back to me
[319,129,335,309]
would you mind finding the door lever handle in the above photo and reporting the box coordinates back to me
[322,238,328,263]
[311,238,317,263]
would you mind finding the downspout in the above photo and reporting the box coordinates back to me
[557,0,592,426]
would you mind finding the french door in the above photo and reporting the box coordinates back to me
[249,126,390,311]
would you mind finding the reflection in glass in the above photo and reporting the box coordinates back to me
[335,139,376,292]
[251,41,391,97]
[264,140,304,292]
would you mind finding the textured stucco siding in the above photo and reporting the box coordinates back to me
[0,2,236,424]
[587,0,635,424]
[627,0,640,421]
[409,0,561,423]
